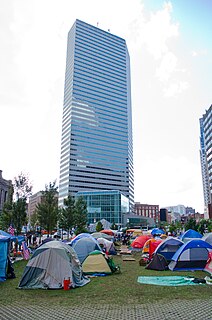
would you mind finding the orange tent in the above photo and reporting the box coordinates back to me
[100,229,114,236]
[142,238,163,255]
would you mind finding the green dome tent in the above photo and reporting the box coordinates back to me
[18,240,90,289]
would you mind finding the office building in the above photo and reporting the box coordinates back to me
[59,19,134,212]
[76,190,129,226]
[199,105,212,219]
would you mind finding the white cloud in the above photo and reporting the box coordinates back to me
[155,52,178,82]
[191,49,208,57]
[164,81,189,97]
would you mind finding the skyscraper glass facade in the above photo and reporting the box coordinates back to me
[59,19,134,211]
[200,105,212,218]
[76,190,129,225]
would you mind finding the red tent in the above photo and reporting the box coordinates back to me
[149,239,163,259]
[131,235,151,249]
[100,230,114,236]
[204,251,212,275]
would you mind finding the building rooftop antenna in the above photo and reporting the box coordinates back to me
[97,22,99,27]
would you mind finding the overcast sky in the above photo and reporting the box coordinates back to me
[1,0,211,213]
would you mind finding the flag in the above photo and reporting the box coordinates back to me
[8,225,15,236]
[22,241,30,260]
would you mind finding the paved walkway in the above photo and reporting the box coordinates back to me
[0,299,211,320]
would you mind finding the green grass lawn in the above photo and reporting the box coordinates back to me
[0,253,211,307]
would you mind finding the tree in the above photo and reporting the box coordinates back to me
[74,196,88,234]
[36,181,58,236]
[0,173,32,234]
[30,212,39,231]
[0,202,13,230]
[58,195,75,232]
[12,198,28,234]
[111,223,118,230]
[198,219,212,234]
[184,217,198,231]
[13,172,32,200]
[96,221,103,232]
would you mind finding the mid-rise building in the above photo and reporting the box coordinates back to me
[0,170,12,214]
[76,190,129,226]
[200,105,212,219]
[164,205,186,216]
[28,191,58,223]
[59,19,134,212]
[134,202,160,224]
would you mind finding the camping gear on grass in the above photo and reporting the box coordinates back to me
[18,240,90,289]
[91,232,113,241]
[151,228,165,236]
[142,238,163,256]
[145,253,168,271]
[202,232,212,246]
[169,239,212,271]
[137,276,203,286]
[131,235,151,250]
[0,235,10,282]
[100,229,114,236]
[97,237,116,255]
[82,250,112,275]
[204,251,212,275]
[70,233,94,246]
[70,236,102,264]
[154,237,184,262]
[180,229,202,242]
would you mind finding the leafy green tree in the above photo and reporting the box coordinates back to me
[184,217,198,231]
[111,223,118,230]
[0,202,13,230]
[36,181,58,236]
[169,222,177,234]
[58,195,75,232]
[30,212,39,231]
[198,219,212,234]
[1,173,31,234]
[74,196,88,234]
[96,221,103,232]
[12,198,27,234]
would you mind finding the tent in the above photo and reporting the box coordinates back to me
[145,253,168,271]
[169,239,212,271]
[126,229,143,237]
[180,229,202,242]
[18,240,90,289]
[204,251,212,275]
[100,229,114,236]
[0,235,10,282]
[142,238,163,256]
[82,250,112,275]
[70,236,102,264]
[154,237,184,262]
[0,230,25,244]
[91,232,113,241]
[70,233,94,246]
[131,235,151,250]
[97,238,116,255]
[202,233,212,246]
[151,228,165,236]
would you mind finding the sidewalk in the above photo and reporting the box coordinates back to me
[0,299,211,320]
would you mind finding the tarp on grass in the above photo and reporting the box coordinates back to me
[137,276,200,286]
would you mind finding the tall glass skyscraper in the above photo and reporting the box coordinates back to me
[199,105,212,219]
[59,19,134,212]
